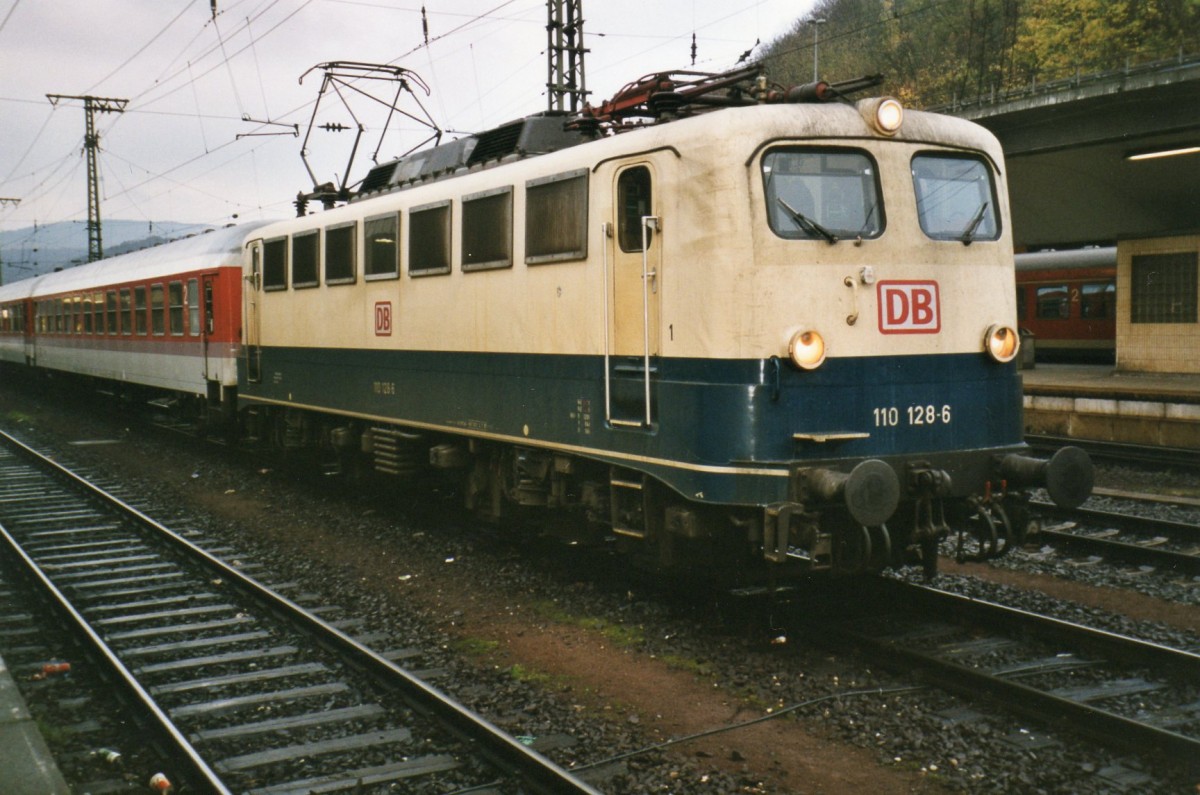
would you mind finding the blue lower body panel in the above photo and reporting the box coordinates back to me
[239,348,1024,506]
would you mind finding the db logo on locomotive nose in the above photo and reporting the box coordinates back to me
[877,280,940,334]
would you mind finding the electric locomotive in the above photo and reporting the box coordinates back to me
[0,66,1092,583]
[232,67,1093,582]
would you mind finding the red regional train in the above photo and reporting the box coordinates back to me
[1014,247,1116,363]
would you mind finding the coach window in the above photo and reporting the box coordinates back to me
[106,291,118,334]
[364,213,399,280]
[526,170,587,264]
[92,292,103,335]
[168,281,184,335]
[325,221,356,285]
[1080,282,1115,319]
[135,286,148,334]
[1036,286,1069,320]
[121,288,133,335]
[462,187,512,272]
[187,279,200,336]
[56,298,65,333]
[762,149,883,242]
[82,295,93,334]
[409,200,452,276]
[617,167,653,252]
[293,230,320,289]
[911,153,999,243]
[151,284,166,335]
[263,237,288,291]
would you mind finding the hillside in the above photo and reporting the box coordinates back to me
[0,220,208,282]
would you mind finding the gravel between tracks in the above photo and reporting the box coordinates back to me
[2,388,1198,794]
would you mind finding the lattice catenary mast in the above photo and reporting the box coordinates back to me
[546,0,588,113]
[47,94,128,262]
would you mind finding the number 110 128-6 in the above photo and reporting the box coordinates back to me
[873,405,952,427]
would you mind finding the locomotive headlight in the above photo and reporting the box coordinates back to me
[862,97,904,136]
[984,323,1020,363]
[788,329,827,370]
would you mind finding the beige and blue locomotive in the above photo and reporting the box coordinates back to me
[234,70,1092,581]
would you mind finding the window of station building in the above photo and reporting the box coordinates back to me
[292,230,320,288]
[187,279,200,336]
[1131,251,1198,324]
[121,288,133,335]
[617,166,653,252]
[167,282,184,335]
[911,153,999,242]
[135,286,149,335]
[762,150,883,243]
[1080,281,1115,320]
[263,237,288,291]
[1036,285,1070,319]
[106,291,118,334]
[462,187,512,272]
[325,222,356,285]
[364,213,399,280]
[526,170,588,264]
[409,201,452,276]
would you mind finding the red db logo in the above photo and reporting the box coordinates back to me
[878,281,940,334]
[374,302,392,336]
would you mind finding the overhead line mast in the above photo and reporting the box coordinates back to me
[47,94,129,263]
[546,0,588,113]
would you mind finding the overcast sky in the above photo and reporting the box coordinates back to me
[0,0,815,236]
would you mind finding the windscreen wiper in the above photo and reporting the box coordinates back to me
[777,197,838,244]
[959,201,989,245]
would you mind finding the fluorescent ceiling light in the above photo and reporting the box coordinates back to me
[1125,145,1200,161]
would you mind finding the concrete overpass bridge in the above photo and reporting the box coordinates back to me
[938,55,1200,250]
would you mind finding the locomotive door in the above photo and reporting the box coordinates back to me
[605,163,661,428]
[245,240,263,383]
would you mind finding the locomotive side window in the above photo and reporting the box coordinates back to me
[168,281,184,335]
[293,230,320,289]
[526,169,588,264]
[911,153,999,242]
[263,237,288,291]
[462,187,513,272]
[617,166,652,253]
[325,222,356,285]
[1036,286,1070,319]
[762,148,882,241]
[364,213,400,280]
[409,201,452,276]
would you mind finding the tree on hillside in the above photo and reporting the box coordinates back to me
[760,0,1200,108]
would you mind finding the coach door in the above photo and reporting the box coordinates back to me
[198,273,219,380]
[605,163,662,428]
[245,240,263,383]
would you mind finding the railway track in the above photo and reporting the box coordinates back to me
[1026,434,1200,474]
[1027,497,1200,576]
[798,577,1200,778]
[0,428,599,794]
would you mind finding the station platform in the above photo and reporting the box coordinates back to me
[0,653,70,794]
[1021,363,1200,449]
